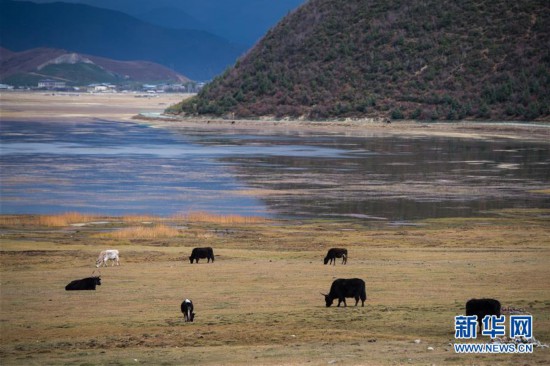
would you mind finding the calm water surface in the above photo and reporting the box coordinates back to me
[1,120,549,221]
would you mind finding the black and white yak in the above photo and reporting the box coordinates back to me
[181,298,195,322]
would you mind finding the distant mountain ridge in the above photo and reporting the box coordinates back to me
[135,6,209,34]
[174,0,550,121]
[0,0,245,80]
[8,0,307,47]
[37,53,95,69]
[0,47,190,86]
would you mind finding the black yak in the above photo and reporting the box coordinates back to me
[65,276,101,291]
[189,247,215,264]
[322,278,366,307]
[466,298,501,330]
[324,248,348,265]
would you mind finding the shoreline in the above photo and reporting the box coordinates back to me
[1,91,549,143]
[138,114,550,143]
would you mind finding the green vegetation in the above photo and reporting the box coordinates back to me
[1,63,122,88]
[173,0,549,121]
[1,73,45,87]
[38,63,121,85]
[1,63,185,88]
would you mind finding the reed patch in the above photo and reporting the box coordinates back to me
[181,211,268,225]
[0,212,100,227]
[95,224,181,239]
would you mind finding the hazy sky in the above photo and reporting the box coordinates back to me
[11,0,307,45]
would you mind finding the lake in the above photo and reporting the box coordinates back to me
[1,120,549,221]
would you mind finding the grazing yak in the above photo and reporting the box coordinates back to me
[96,249,120,267]
[466,298,501,330]
[65,276,101,291]
[324,248,348,265]
[181,298,195,322]
[322,278,366,307]
[189,247,215,264]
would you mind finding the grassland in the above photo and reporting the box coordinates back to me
[1,210,549,365]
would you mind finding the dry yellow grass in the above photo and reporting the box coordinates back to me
[95,224,181,239]
[0,91,190,122]
[530,188,550,195]
[37,212,101,227]
[182,211,269,225]
[120,214,164,223]
[0,212,100,227]
[1,210,549,365]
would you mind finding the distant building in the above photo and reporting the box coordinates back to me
[88,83,117,93]
[160,84,187,92]
[0,83,14,90]
[38,79,66,89]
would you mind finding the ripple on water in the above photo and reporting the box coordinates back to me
[1,120,549,220]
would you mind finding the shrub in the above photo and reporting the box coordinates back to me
[391,108,404,119]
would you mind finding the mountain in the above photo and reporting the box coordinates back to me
[0,0,245,80]
[159,0,308,46]
[135,7,208,33]
[0,47,190,86]
[8,0,307,47]
[173,0,550,121]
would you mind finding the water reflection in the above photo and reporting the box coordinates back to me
[179,129,550,220]
[0,121,267,216]
[1,120,549,220]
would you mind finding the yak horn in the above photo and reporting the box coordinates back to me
[320,292,327,296]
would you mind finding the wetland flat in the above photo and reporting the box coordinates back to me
[1,93,549,221]
[1,92,549,365]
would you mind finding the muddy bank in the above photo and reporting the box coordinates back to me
[140,115,550,144]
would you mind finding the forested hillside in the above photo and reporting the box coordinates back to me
[173,0,549,121]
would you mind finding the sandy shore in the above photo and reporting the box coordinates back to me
[2,91,549,142]
[0,91,188,123]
